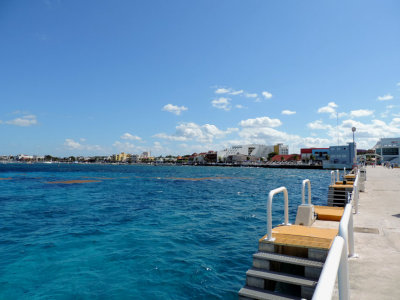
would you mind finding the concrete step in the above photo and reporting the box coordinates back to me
[239,286,301,300]
[328,192,350,196]
[327,197,348,201]
[327,197,348,202]
[328,200,346,205]
[328,192,350,197]
[246,268,317,288]
[253,252,324,269]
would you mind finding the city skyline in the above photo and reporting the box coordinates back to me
[1,1,400,156]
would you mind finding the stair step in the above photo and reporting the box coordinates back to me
[239,286,301,300]
[253,252,324,268]
[246,268,317,288]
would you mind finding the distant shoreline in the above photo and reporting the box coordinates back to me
[0,161,323,169]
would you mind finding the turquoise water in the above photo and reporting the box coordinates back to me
[0,164,331,299]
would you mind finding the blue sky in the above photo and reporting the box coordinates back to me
[1,0,400,156]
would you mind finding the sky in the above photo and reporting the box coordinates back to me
[1,0,400,156]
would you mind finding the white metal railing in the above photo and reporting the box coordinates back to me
[353,170,360,214]
[265,186,290,241]
[339,203,356,258]
[302,179,312,205]
[336,169,339,182]
[330,171,336,185]
[312,236,349,300]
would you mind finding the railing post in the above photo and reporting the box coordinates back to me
[338,237,350,300]
[330,171,335,185]
[266,187,289,241]
[302,179,312,205]
[339,203,357,258]
[312,236,349,300]
[336,169,339,182]
[353,170,360,214]
[348,211,356,257]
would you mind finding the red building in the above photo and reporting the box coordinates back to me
[301,148,329,163]
[270,154,301,162]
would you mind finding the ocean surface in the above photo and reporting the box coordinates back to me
[0,164,332,299]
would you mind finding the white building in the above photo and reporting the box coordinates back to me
[17,154,34,160]
[373,138,400,164]
[217,144,288,160]
[274,143,289,155]
[141,151,150,158]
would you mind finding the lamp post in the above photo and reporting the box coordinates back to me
[352,127,356,166]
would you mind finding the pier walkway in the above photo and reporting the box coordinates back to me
[337,166,400,299]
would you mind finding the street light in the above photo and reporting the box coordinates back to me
[352,127,356,166]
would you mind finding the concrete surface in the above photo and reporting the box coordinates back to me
[335,166,400,299]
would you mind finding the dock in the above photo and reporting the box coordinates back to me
[238,166,400,299]
[339,166,400,299]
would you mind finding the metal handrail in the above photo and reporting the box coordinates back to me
[339,203,356,258]
[266,187,290,241]
[336,169,339,182]
[330,171,335,185]
[312,236,349,300]
[302,179,312,205]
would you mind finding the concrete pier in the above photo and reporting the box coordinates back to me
[336,166,400,299]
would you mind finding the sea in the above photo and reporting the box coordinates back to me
[0,164,332,299]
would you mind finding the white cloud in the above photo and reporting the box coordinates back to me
[245,93,258,98]
[321,118,400,149]
[318,102,338,114]
[215,88,230,94]
[5,114,37,127]
[212,97,231,111]
[230,89,244,95]
[302,115,400,150]
[121,132,142,141]
[262,91,273,99]
[64,139,81,150]
[377,94,393,101]
[396,82,400,86]
[390,118,400,126]
[235,104,246,109]
[154,122,238,143]
[215,87,243,96]
[113,141,147,153]
[317,102,339,118]
[64,139,103,152]
[281,110,296,115]
[216,114,400,153]
[349,109,374,118]
[153,133,188,141]
[239,116,282,128]
[237,126,331,151]
[162,104,188,115]
[307,120,332,130]
[381,105,397,118]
